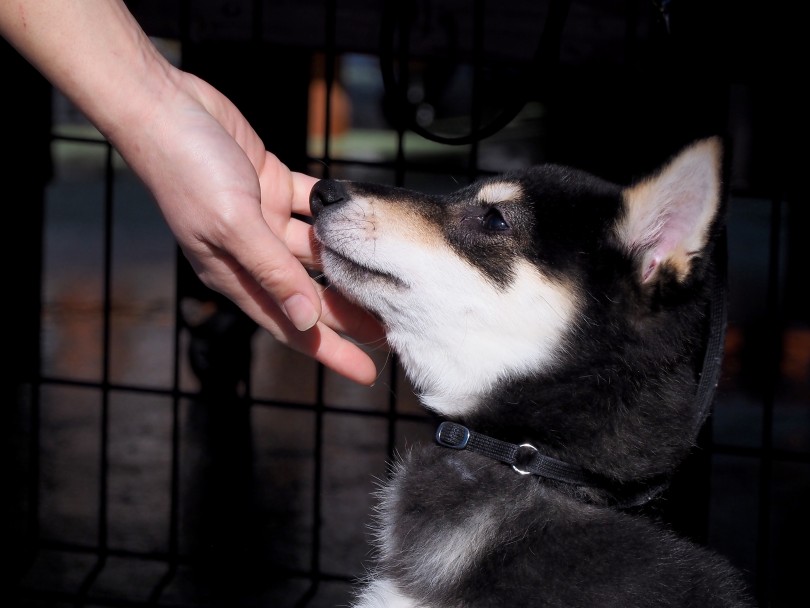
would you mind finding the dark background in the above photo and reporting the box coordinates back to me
[5,1,808,606]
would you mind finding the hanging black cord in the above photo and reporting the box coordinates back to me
[379,0,572,145]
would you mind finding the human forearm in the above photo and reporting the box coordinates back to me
[0,0,174,144]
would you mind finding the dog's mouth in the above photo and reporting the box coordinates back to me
[320,246,408,290]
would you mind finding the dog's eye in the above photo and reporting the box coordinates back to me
[482,208,510,232]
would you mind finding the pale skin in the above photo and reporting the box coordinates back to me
[1,0,383,385]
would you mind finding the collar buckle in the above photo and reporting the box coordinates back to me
[435,421,470,449]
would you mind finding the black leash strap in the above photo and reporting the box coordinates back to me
[690,231,729,440]
[435,421,597,486]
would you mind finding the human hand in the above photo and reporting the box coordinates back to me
[117,71,384,385]
[0,0,383,384]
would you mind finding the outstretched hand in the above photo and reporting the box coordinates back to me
[127,73,384,385]
[0,0,383,385]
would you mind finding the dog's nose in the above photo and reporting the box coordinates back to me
[310,179,348,217]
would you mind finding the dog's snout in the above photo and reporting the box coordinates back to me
[310,179,348,217]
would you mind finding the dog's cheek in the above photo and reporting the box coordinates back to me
[392,260,580,417]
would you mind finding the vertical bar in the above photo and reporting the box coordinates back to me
[467,0,484,179]
[388,3,411,458]
[295,364,326,608]
[147,247,185,604]
[5,42,51,576]
[322,16,335,174]
[755,196,783,605]
[294,4,337,605]
[73,142,116,606]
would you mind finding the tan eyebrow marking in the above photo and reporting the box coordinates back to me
[478,182,522,204]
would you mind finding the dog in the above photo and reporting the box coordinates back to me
[310,137,755,607]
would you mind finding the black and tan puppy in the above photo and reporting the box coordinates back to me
[310,138,754,608]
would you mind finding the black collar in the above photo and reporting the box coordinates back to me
[436,420,595,484]
[435,421,669,509]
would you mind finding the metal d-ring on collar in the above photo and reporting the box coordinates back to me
[435,421,597,486]
[512,443,540,475]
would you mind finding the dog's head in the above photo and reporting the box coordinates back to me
[311,137,724,481]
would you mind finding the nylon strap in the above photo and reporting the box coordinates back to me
[691,233,729,439]
[435,421,597,485]
[434,421,670,509]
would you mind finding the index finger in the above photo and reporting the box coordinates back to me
[290,171,320,217]
[226,209,323,331]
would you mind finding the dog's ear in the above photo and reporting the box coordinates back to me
[616,137,723,284]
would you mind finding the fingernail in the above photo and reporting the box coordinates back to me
[283,294,319,331]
